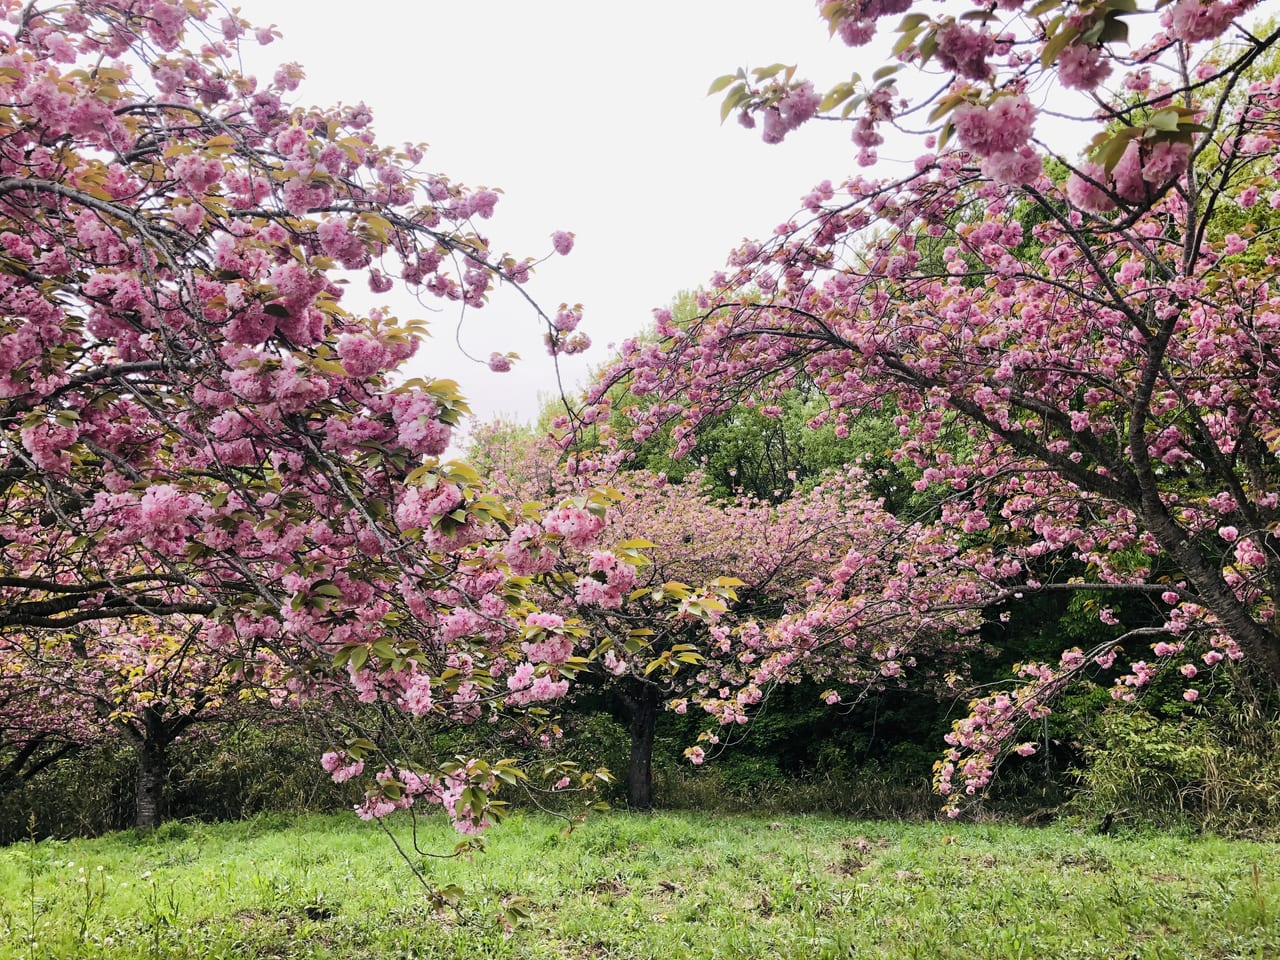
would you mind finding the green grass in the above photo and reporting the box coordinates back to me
[0,810,1276,959]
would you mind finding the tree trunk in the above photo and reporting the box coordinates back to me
[135,720,167,830]
[626,683,660,811]
[1140,500,1280,691]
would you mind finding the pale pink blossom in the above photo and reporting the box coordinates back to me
[551,230,574,255]
[1066,163,1116,213]
[1058,43,1111,90]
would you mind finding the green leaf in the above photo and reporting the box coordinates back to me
[503,898,532,927]
[937,119,954,152]
[459,786,484,818]
[1080,19,1105,44]
[1040,21,1078,68]
[751,63,789,81]
[918,29,938,64]
[361,212,394,243]
[819,85,853,112]
[1098,14,1129,45]
[707,73,737,95]
[927,93,962,125]
[892,26,921,56]
[1090,128,1139,171]
[840,93,866,119]
[444,460,481,484]
[436,884,465,904]
[719,85,749,124]
[312,358,347,376]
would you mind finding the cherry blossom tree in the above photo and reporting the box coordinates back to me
[6,615,301,827]
[470,424,747,808]
[0,0,605,832]
[553,472,847,811]
[473,418,980,808]
[0,636,87,797]
[590,1,1280,811]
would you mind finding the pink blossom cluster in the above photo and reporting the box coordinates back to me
[760,82,821,145]
[551,230,575,256]
[1058,42,1111,90]
[1067,139,1192,212]
[321,750,365,783]
[951,96,1041,185]
[574,551,638,609]
[394,482,463,532]
[352,764,496,833]
[505,522,560,576]
[505,665,570,706]
[543,505,607,550]
[935,22,995,81]
[1163,0,1256,43]
[820,0,912,46]
[520,612,575,665]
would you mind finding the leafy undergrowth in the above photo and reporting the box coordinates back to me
[0,811,1276,959]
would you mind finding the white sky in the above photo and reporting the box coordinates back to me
[245,1,897,427]
[234,1,1280,429]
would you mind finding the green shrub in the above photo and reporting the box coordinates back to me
[0,721,350,843]
[1070,710,1211,827]
[556,712,630,804]
[654,755,938,819]
[0,742,134,843]
[1068,681,1280,834]
[167,721,347,822]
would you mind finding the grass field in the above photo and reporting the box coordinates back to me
[0,810,1276,959]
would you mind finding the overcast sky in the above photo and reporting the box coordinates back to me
[245,1,903,428]
[240,1,1280,432]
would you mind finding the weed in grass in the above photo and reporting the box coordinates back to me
[71,863,107,942]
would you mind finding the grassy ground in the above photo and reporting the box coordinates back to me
[0,810,1276,959]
